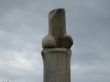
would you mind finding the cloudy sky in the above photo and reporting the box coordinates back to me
[0,0,110,82]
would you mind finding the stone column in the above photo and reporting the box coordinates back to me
[42,8,73,82]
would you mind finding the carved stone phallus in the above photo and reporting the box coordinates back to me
[42,8,73,48]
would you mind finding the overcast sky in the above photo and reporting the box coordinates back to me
[0,0,110,82]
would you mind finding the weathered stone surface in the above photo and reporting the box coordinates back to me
[42,48,71,82]
[42,8,73,48]
[42,35,56,48]
[42,8,73,82]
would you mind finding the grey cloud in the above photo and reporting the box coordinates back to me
[67,0,110,65]
[0,0,110,82]
[71,63,110,82]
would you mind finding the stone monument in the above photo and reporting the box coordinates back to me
[42,8,73,82]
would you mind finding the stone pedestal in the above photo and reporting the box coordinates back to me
[42,48,71,82]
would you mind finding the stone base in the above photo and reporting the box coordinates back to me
[42,48,71,82]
